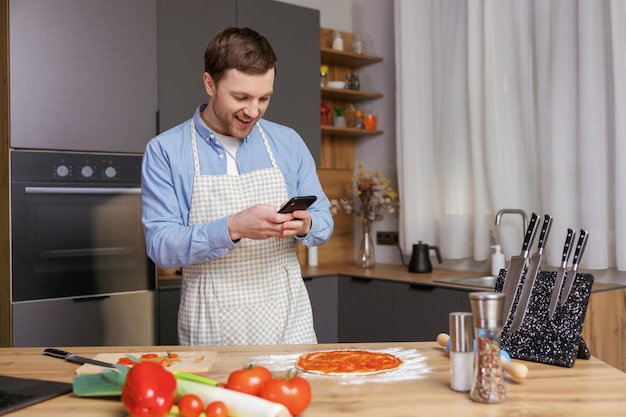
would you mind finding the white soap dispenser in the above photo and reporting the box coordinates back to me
[491,245,505,276]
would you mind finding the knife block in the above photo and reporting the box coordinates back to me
[494,269,594,368]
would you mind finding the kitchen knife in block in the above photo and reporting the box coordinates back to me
[560,229,589,305]
[509,214,553,333]
[548,228,576,320]
[501,212,540,326]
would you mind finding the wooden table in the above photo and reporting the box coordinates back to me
[2,342,626,416]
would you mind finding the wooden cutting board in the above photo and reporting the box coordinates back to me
[75,351,217,374]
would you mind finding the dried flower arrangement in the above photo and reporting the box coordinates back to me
[330,163,399,224]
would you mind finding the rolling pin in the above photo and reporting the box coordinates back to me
[436,333,529,380]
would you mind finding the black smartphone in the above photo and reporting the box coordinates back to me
[277,195,317,214]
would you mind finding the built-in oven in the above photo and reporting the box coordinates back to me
[10,150,157,347]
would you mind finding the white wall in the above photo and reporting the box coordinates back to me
[280,0,402,265]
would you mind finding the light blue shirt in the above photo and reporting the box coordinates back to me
[141,105,334,268]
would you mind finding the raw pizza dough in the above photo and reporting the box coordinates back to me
[296,349,403,376]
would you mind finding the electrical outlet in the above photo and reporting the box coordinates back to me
[376,231,399,246]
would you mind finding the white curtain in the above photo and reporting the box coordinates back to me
[394,0,626,271]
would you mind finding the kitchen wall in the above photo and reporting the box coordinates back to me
[282,0,402,266]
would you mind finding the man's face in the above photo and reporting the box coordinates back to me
[203,68,274,138]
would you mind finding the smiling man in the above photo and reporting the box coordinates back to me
[141,27,333,346]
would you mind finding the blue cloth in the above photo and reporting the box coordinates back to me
[141,105,333,268]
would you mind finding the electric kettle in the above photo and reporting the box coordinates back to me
[408,241,442,273]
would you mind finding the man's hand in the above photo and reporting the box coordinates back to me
[228,204,312,241]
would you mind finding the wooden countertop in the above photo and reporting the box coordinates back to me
[158,262,626,293]
[2,342,626,416]
[299,262,625,291]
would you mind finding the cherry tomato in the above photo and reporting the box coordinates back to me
[226,365,272,396]
[117,357,135,366]
[141,353,159,360]
[177,394,204,417]
[206,401,228,417]
[259,370,312,416]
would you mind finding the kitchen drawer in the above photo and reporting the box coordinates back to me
[392,284,466,342]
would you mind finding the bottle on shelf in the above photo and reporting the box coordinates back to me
[320,65,328,87]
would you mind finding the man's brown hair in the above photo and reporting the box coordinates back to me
[204,26,278,85]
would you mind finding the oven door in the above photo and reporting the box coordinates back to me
[11,184,155,302]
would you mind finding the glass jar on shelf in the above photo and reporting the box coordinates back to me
[351,35,363,54]
[332,31,344,51]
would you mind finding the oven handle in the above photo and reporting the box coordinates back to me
[25,187,141,195]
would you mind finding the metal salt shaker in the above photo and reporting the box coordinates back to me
[469,292,506,403]
[449,312,474,392]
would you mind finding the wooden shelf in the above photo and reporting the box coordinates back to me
[321,125,383,137]
[321,87,383,103]
[321,47,383,68]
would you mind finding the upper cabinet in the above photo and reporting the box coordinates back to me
[320,28,384,139]
[157,0,321,164]
[9,0,157,153]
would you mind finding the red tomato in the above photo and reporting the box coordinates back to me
[226,365,272,396]
[259,371,312,416]
[177,394,204,417]
[206,401,228,417]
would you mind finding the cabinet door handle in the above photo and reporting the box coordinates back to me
[408,284,435,292]
[350,277,373,284]
[72,295,111,302]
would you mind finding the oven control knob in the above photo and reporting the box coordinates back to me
[81,165,94,178]
[104,166,117,178]
[56,164,70,178]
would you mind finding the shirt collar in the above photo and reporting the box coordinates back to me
[195,104,255,145]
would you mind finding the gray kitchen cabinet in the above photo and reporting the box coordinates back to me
[391,284,466,342]
[9,0,157,153]
[156,0,236,133]
[157,0,321,164]
[303,275,339,343]
[460,290,473,313]
[158,286,180,346]
[303,275,476,344]
[338,277,394,342]
[12,291,158,347]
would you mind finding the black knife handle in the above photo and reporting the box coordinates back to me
[571,229,589,268]
[537,214,553,251]
[521,213,540,253]
[561,229,576,265]
[43,348,70,359]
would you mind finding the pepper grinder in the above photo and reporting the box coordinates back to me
[469,292,506,403]
[449,312,474,392]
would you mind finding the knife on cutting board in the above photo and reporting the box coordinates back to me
[508,214,553,333]
[43,348,117,368]
[501,212,540,325]
[560,229,589,305]
[548,228,576,320]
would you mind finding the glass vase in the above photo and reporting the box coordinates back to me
[358,220,375,268]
